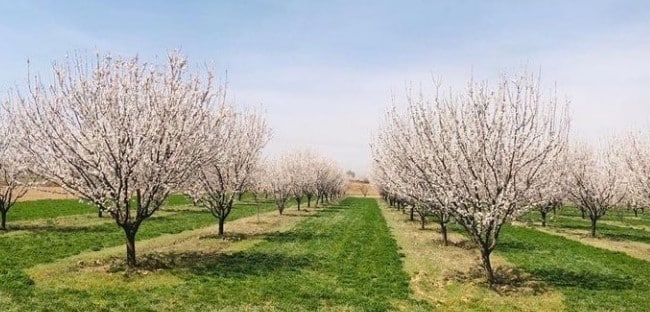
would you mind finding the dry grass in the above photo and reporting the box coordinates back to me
[528,224,650,263]
[2,210,181,239]
[379,202,566,311]
[559,215,650,232]
[18,187,75,201]
[27,206,324,290]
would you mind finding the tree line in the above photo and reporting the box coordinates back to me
[0,51,346,267]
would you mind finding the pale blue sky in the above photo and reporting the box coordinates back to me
[1,1,650,175]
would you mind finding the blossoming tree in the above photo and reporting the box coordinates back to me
[188,107,270,235]
[12,52,216,267]
[566,143,625,237]
[372,72,569,285]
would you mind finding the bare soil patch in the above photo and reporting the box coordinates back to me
[18,187,75,201]
[346,181,380,198]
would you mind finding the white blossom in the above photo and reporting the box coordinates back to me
[372,71,569,284]
[11,51,217,267]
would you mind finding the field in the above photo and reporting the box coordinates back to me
[17,187,76,201]
[345,181,380,198]
[2,195,650,311]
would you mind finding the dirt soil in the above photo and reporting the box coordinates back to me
[346,181,380,198]
[18,187,76,201]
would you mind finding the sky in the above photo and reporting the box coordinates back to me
[1,0,650,176]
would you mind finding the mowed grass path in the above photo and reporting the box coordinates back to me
[7,197,427,311]
[523,207,650,232]
[389,204,650,311]
[496,226,650,311]
[508,207,650,310]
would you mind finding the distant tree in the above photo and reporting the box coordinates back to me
[529,155,568,227]
[285,152,309,210]
[358,183,370,197]
[266,156,293,215]
[188,107,270,236]
[622,133,650,217]
[565,143,624,237]
[266,151,345,213]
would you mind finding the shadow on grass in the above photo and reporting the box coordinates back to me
[445,266,551,295]
[111,250,311,280]
[443,239,476,250]
[280,212,312,217]
[0,269,35,297]
[600,231,650,243]
[552,222,650,243]
[263,230,329,243]
[10,223,113,234]
[498,240,538,252]
[530,268,635,290]
[498,235,636,291]
[197,230,328,243]
[325,203,351,209]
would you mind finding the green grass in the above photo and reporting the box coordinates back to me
[164,194,194,206]
[6,193,204,226]
[8,199,97,222]
[523,206,650,228]
[0,200,278,270]
[548,216,650,243]
[520,207,650,244]
[0,197,282,307]
[446,211,650,311]
[6,197,427,311]
[497,225,650,311]
[0,212,213,270]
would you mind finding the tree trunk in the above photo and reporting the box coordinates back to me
[440,220,448,246]
[480,248,495,286]
[409,207,414,221]
[420,214,426,230]
[296,197,301,211]
[0,209,7,230]
[581,209,586,219]
[98,209,103,218]
[590,217,597,237]
[541,211,547,227]
[238,192,244,201]
[124,226,138,268]
[634,209,639,217]
[307,195,312,207]
[218,217,225,236]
